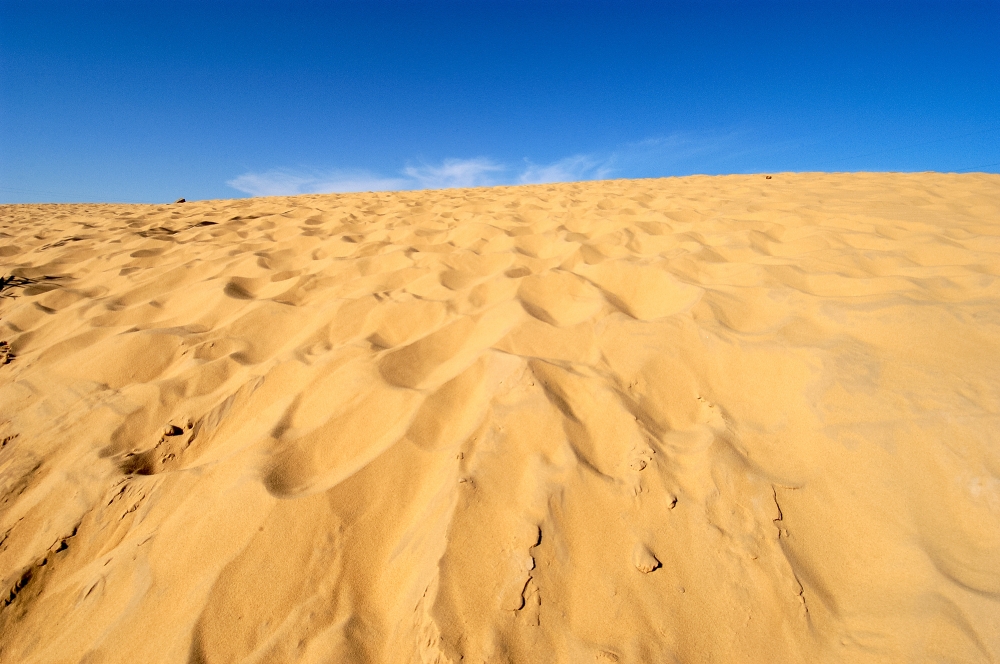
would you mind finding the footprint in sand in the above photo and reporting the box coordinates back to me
[116,419,195,475]
[0,341,14,365]
[632,543,662,574]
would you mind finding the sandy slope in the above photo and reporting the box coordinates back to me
[1,173,998,663]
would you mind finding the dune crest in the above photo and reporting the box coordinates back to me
[1,173,999,663]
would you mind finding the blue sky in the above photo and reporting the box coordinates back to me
[2,1,998,203]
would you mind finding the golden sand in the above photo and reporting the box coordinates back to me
[1,173,998,663]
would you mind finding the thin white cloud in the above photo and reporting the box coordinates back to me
[517,154,613,184]
[227,169,409,197]
[403,157,507,189]
[226,132,748,197]
[604,131,766,176]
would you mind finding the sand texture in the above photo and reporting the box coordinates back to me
[1,173,999,663]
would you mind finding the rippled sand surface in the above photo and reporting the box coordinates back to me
[1,173,999,663]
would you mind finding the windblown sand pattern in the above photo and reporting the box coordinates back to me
[1,173,999,663]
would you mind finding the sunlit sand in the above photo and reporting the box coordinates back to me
[1,173,998,662]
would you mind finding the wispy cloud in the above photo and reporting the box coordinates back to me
[226,131,750,197]
[226,169,409,197]
[402,157,506,189]
[227,159,508,197]
[517,154,612,184]
[226,155,612,197]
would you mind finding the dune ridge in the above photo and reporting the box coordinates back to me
[1,173,999,663]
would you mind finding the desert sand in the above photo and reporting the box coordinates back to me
[1,173,998,663]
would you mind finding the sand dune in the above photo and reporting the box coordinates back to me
[1,173,999,663]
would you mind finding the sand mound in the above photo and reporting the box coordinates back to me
[1,173,999,663]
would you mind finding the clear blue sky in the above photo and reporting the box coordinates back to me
[2,1,998,203]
